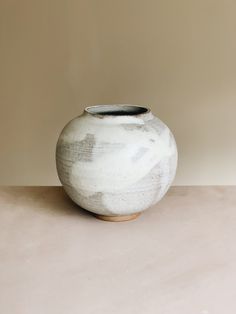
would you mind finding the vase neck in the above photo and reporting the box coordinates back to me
[83,104,154,124]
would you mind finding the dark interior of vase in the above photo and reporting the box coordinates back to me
[86,105,148,116]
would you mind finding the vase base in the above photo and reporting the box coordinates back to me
[94,212,141,222]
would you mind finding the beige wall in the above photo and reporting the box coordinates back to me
[1,0,236,185]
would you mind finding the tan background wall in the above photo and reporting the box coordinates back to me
[0,0,236,185]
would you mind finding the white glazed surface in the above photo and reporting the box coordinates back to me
[56,105,177,216]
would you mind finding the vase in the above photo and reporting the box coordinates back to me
[56,104,177,221]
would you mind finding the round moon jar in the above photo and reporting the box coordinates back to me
[56,105,177,221]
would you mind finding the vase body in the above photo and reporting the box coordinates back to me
[56,105,177,219]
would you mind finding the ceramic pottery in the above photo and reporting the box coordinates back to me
[56,105,177,221]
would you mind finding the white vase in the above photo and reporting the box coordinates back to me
[56,105,177,221]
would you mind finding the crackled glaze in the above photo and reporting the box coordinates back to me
[56,105,177,216]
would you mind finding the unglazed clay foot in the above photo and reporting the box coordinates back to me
[94,213,141,222]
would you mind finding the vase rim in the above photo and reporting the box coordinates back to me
[84,104,151,117]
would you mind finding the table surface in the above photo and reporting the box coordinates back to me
[0,186,236,314]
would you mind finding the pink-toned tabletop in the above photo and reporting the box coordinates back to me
[0,186,235,314]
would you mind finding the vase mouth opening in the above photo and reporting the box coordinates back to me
[85,104,150,117]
